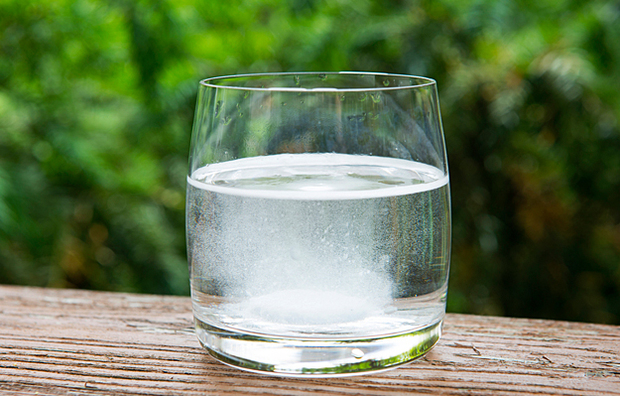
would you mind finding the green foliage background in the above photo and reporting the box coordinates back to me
[1,0,619,323]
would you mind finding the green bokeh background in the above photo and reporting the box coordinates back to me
[1,0,619,324]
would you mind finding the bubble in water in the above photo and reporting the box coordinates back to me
[290,248,302,261]
[347,114,365,122]
[351,348,364,359]
[382,80,390,86]
[384,305,397,314]
[319,73,327,80]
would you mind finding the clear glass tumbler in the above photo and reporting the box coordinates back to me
[186,72,451,376]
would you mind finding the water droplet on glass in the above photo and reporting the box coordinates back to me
[281,102,287,106]
[214,100,223,117]
[371,93,382,103]
[382,80,390,86]
[243,91,249,99]
[299,100,304,104]
[294,75,301,86]
[351,348,364,359]
[359,93,367,102]
[340,95,346,102]
[222,116,231,125]
[319,73,327,80]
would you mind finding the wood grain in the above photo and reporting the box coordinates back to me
[0,285,618,395]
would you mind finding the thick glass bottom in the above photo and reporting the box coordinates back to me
[194,319,442,377]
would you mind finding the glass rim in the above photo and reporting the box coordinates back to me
[199,71,437,93]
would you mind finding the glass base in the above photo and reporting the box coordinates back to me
[194,319,442,377]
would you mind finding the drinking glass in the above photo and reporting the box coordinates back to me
[186,72,451,377]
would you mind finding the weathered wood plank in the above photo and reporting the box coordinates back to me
[0,285,618,395]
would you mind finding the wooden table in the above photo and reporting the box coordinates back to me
[1,285,618,395]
